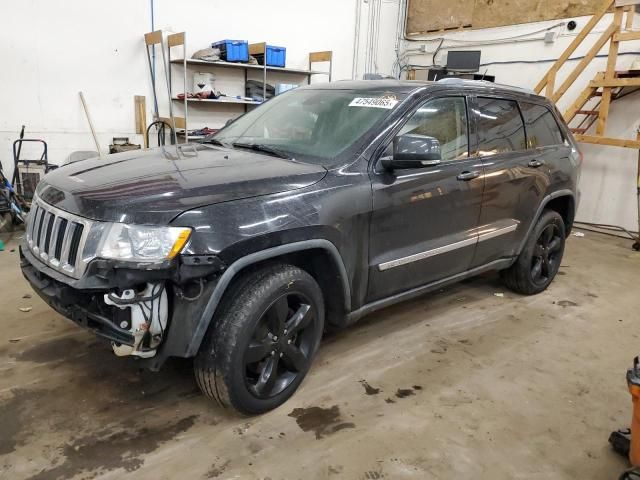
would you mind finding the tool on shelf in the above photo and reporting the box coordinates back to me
[163,31,332,137]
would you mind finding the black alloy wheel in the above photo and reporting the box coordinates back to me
[194,264,325,414]
[244,292,316,399]
[531,223,563,286]
[501,209,566,295]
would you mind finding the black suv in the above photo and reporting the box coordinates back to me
[20,79,580,414]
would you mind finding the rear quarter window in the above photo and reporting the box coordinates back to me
[519,102,564,148]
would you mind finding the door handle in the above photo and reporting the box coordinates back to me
[528,159,545,168]
[457,170,480,181]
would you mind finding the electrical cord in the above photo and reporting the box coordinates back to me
[405,21,566,44]
[398,51,640,74]
[107,285,164,306]
[573,221,639,240]
[432,38,444,67]
[480,51,640,67]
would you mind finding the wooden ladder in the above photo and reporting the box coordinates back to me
[535,0,640,149]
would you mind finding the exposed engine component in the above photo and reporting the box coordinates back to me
[104,282,168,358]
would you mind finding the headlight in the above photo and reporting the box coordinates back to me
[97,224,192,263]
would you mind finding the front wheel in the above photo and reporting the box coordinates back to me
[501,210,566,295]
[194,264,325,415]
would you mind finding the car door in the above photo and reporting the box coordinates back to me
[367,95,485,302]
[469,96,552,268]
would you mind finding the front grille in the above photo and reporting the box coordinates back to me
[26,197,95,279]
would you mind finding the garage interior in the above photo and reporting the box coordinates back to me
[2,0,640,479]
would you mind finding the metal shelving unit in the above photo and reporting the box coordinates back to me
[166,33,332,140]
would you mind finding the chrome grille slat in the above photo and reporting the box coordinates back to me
[49,216,63,265]
[30,208,43,252]
[54,218,68,261]
[26,197,96,279]
[59,223,74,271]
[43,214,55,255]
[27,206,39,240]
[37,211,50,253]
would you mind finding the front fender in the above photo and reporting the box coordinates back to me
[180,239,350,358]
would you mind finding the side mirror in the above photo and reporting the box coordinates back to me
[381,134,442,170]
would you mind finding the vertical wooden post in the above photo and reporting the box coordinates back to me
[596,6,623,136]
[625,5,635,31]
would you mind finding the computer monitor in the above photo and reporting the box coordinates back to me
[446,50,481,73]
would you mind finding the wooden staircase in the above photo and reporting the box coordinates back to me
[535,0,640,149]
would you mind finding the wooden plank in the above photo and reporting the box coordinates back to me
[248,42,266,55]
[167,32,185,48]
[597,7,623,135]
[577,109,600,115]
[158,116,186,130]
[406,0,473,34]
[625,5,635,29]
[309,51,332,63]
[134,96,146,141]
[535,0,614,94]
[551,21,618,102]
[590,77,640,87]
[408,0,614,36]
[144,30,163,46]
[575,134,640,148]
[545,69,557,98]
[614,31,640,41]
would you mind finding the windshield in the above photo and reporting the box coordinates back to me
[209,88,404,167]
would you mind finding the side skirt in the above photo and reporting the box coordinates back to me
[345,257,514,326]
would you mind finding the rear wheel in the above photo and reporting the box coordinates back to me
[194,264,324,415]
[501,210,566,295]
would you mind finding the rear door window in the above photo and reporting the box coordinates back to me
[475,97,526,156]
[519,102,564,148]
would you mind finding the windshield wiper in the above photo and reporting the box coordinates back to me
[232,142,292,159]
[201,138,230,147]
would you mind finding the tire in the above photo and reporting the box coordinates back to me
[194,263,325,415]
[501,209,566,295]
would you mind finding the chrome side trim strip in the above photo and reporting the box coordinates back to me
[378,222,518,272]
[477,223,518,242]
[378,236,477,271]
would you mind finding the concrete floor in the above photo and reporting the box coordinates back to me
[0,230,638,479]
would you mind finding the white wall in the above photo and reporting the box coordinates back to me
[0,0,359,183]
[0,0,150,184]
[385,10,640,231]
[1,0,638,231]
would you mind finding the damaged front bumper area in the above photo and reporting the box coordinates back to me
[20,242,222,370]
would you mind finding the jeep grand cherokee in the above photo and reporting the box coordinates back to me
[20,79,581,414]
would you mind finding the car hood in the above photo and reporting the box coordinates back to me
[36,145,327,225]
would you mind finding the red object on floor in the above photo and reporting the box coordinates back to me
[628,358,640,465]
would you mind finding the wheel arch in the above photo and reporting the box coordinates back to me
[185,239,351,357]
[516,189,575,256]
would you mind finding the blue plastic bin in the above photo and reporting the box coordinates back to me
[256,45,286,68]
[211,40,249,62]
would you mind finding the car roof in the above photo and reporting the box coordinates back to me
[302,79,542,101]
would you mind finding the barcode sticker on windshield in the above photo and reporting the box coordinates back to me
[349,97,398,109]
